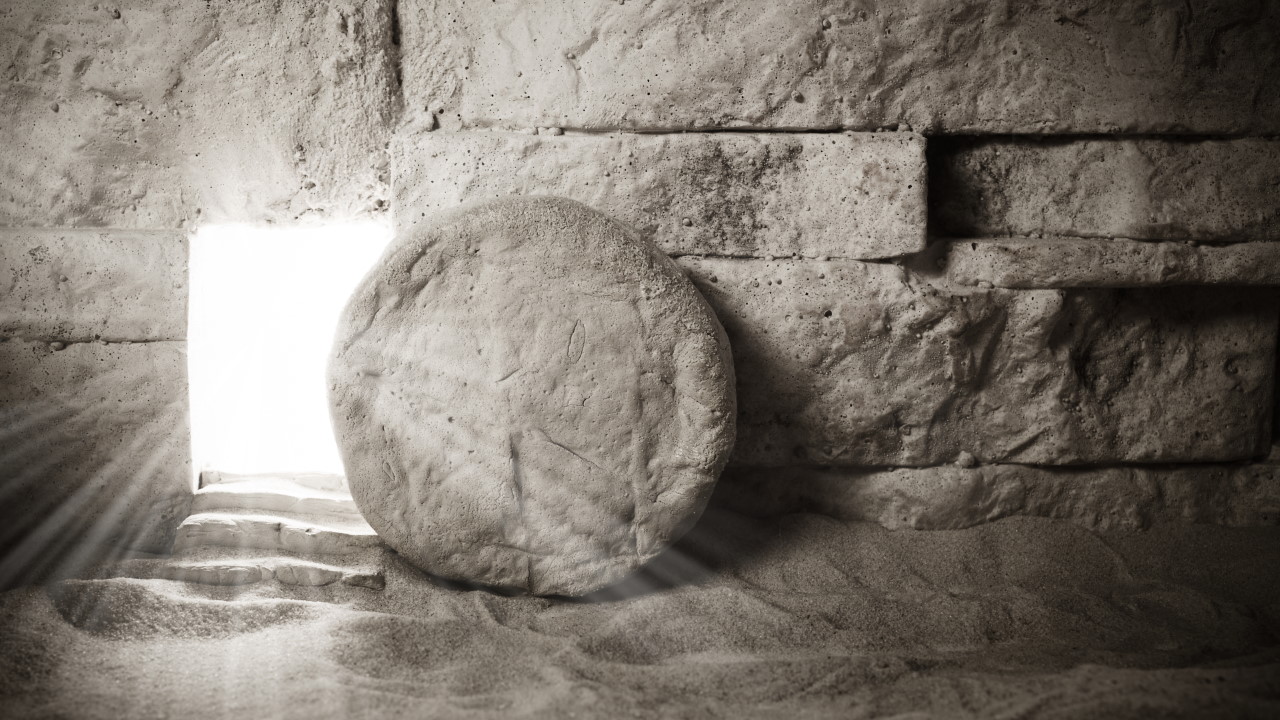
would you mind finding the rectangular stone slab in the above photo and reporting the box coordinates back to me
[676,258,1277,466]
[0,340,192,557]
[395,131,926,259]
[931,138,1280,241]
[944,238,1280,288]
[0,0,396,228]
[401,0,1280,134]
[0,229,187,341]
[715,463,1280,532]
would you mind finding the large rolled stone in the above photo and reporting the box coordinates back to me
[329,196,736,596]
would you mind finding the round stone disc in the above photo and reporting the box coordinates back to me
[328,196,736,596]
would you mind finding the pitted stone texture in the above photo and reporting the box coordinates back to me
[0,229,186,341]
[329,197,736,596]
[173,513,380,557]
[931,138,1280,242]
[678,258,1276,467]
[717,464,1280,533]
[944,238,1280,288]
[402,0,1280,134]
[395,132,925,260]
[0,340,192,556]
[0,0,396,228]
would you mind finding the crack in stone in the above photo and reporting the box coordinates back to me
[0,336,183,346]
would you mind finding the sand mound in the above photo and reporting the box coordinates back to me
[1,512,1278,718]
[49,578,321,640]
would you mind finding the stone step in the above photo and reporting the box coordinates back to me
[173,511,381,557]
[99,556,384,590]
[200,470,348,493]
[191,477,361,519]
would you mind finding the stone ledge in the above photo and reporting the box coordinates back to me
[0,228,187,340]
[676,257,1277,467]
[401,0,1280,134]
[931,138,1280,242]
[942,238,1280,288]
[394,131,926,260]
[714,464,1280,533]
[0,339,192,556]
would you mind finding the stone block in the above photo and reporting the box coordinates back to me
[677,257,1276,466]
[0,0,396,228]
[172,513,380,557]
[943,238,1280,289]
[0,340,192,557]
[931,139,1280,241]
[0,229,186,341]
[395,131,925,259]
[401,0,1280,134]
[715,463,1280,532]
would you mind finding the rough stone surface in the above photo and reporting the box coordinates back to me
[395,131,925,260]
[97,474,390,591]
[0,229,186,341]
[0,340,192,558]
[201,471,349,493]
[944,238,1280,288]
[330,197,736,596]
[678,257,1277,467]
[931,138,1280,241]
[191,479,359,519]
[716,463,1280,532]
[0,0,396,228]
[402,0,1280,134]
[173,513,381,557]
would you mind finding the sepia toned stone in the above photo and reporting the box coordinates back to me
[0,339,192,556]
[943,238,1280,288]
[394,131,926,260]
[0,0,396,228]
[401,0,1280,134]
[717,463,1280,532]
[678,257,1276,466]
[0,229,187,341]
[330,197,736,596]
[931,138,1280,241]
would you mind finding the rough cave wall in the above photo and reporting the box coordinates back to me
[0,0,397,578]
[3,0,1280,572]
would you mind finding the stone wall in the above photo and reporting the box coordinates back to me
[0,229,190,581]
[3,0,1279,570]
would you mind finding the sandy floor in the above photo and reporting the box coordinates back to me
[2,510,1279,718]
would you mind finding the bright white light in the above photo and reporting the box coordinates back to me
[188,221,393,479]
